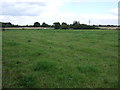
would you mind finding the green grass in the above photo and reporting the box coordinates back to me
[0,30,2,89]
[2,29,118,88]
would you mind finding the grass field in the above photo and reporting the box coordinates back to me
[2,29,118,88]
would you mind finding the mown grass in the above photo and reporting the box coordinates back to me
[2,29,118,88]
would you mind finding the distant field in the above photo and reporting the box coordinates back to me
[2,27,54,30]
[98,27,118,30]
[2,29,118,88]
[1,26,118,30]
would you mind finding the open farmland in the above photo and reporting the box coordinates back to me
[2,29,118,88]
[98,27,118,30]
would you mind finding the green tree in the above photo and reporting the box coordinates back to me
[61,22,69,29]
[41,22,49,27]
[33,22,40,27]
[53,22,61,29]
[72,21,80,29]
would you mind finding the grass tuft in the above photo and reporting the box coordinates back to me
[33,60,56,71]
[27,40,31,42]
[76,65,99,74]
[19,75,36,88]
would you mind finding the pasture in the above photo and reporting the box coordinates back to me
[2,29,118,88]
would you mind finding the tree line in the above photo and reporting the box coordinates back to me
[30,21,98,29]
[0,21,118,29]
[53,21,97,29]
[0,22,53,28]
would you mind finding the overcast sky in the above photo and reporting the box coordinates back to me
[0,0,119,25]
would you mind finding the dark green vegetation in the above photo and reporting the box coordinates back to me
[33,22,41,27]
[53,21,97,29]
[1,21,97,29]
[0,31,2,88]
[0,22,118,29]
[3,29,118,88]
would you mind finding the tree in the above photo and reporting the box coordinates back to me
[41,22,49,27]
[33,22,40,27]
[72,21,80,29]
[73,21,79,26]
[53,22,61,29]
[1,22,13,27]
[61,22,69,29]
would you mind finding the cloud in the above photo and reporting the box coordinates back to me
[60,0,119,2]
[0,12,118,25]
[1,0,67,16]
[1,0,47,2]
[1,2,46,16]
[108,8,118,15]
[80,13,117,20]
[0,0,69,24]
[79,13,118,25]
[0,0,118,25]
[1,0,119,2]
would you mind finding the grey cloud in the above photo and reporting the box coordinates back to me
[1,2,46,16]
[25,2,46,6]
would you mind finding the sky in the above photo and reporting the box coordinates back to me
[0,0,119,25]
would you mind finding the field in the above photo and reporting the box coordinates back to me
[2,29,118,88]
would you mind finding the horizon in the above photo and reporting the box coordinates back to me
[0,0,119,25]
[0,21,118,26]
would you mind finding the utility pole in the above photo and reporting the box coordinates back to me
[89,20,90,26]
